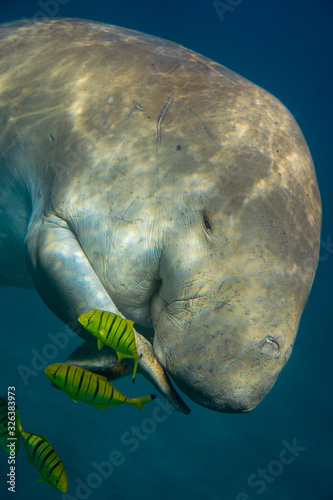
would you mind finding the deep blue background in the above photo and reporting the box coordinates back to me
[0,1,332,499]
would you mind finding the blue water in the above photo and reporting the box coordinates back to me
[0,1,332,499]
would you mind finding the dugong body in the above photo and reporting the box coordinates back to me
[0,19,321,413]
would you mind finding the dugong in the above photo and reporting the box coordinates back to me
[0,19,321,413]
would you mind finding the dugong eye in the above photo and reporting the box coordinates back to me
[202,210,212,233]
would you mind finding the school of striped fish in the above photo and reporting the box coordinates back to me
[1,311,156,493]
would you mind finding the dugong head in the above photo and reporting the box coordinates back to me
[150,87,321,413]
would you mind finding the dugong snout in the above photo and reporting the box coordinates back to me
[152,284,297,413]
[176,336,288,413]
[154,335,287,413]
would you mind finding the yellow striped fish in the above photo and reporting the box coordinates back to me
[78,310,141,382]
[45,362,155,411]
[0,396,67,492]
[19,426,68,493]
[0,396,20,455]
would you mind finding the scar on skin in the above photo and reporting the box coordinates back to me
[156,97,173,150]
[156,96,215,152]
[41,125,55,143]
[176,100,215,142]
[123,102,146,133]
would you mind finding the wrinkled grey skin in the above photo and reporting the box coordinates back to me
[0,19,321,413]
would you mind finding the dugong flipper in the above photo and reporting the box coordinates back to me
[23,220,190,414]
[0,19,321,413]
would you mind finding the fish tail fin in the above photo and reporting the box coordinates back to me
[130,394,156,412]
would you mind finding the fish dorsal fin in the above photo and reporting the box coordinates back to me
[38,476,46,482]
[97,340,104,350]
[41,434,47,441]
[27,457,34,465]
[70,397,78,403]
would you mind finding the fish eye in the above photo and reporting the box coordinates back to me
[53,373,57,379]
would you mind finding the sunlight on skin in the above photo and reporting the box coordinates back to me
[0,19,321,413]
